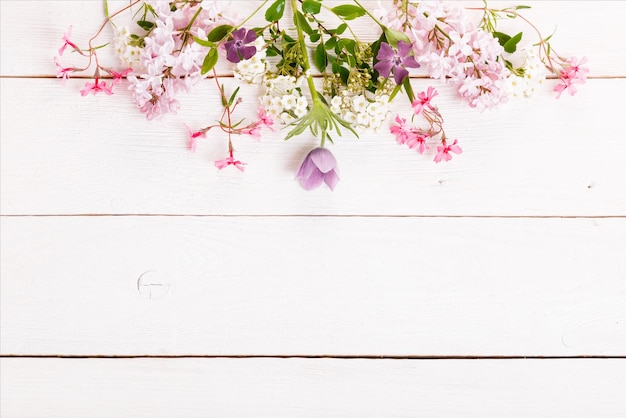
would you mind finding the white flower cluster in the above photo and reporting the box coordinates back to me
[329,91,391,131]
[505,47,547,98]
[259,75,309,125]
[113,26,143,70]
[234,37,268,84]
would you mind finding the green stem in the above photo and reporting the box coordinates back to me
[291,0,320,105]
[353,0,385,30]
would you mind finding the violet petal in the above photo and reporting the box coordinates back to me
[300,168,324,190]
[324,170,340,191]
[310,148,337,173]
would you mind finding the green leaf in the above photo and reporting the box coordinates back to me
[104,0,109,18]
[193,36,215,48]
[384,28,410,47]
[228,87,240,107]
[265,0,285,22]
[503,31,522,53]
[201,48,219,74]
[515,5,531,9]
[314,43,327,72]
[302,0,322,15]
[309,32,321,43]
[325,37,337,50]
[137,20,154,31]
[493,31,511,47]
[207,24,233,42]
[335,23,348,35]
[331,4,366,20]
[295,11,313,35]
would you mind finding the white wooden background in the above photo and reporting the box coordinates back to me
[1,1,625,416]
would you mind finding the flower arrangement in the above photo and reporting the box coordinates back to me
[55,0,587,191]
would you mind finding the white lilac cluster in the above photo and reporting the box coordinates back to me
[505,46,547,98]
[234,37,268,84]
[113,26,143,70]
[375,1,510,111]
[259,75,309,125]
[329,91,391,132]
[121,1,239,120]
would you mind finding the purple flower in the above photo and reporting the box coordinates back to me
[296,148,340,191]
[374,41,420,85]
[224,28,258,63]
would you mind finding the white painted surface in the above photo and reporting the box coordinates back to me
[1,0,625,416]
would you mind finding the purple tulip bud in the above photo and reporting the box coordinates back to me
[224,28,258,63]
[296,147,340,191]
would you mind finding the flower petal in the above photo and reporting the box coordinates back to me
[299,168,324,190]
[393,67,409,85]
[309,148,337,173]
[374,60,393,78]
[376,42,394,60]
[324,170,340,191]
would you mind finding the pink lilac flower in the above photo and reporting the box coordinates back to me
[80,79,114,96]
[258,107,275,131]
[434,139,462,163]
[412,87,438,115]
[54,56,73,84]
[389,115,415,145]
[296,147,340,191]
[215,155,246,172]
[184,124,206,153]
[224,28,258,63]
[406,132,430,154]
[374,41,420,85]
[59,26,78,56]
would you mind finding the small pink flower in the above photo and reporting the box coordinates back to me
[554,56,589,98]
[109,68,133,86]
[406,132,430,154]
[80,79,114,96]
[184,124,207,153]
[54,56,73,84]
[241,124,262,141]
[412,86,438,115]
[258,107,275,131]
[215,155,246,172]
[434,139,462,163]
[59,26,78,56]
[389,115,415,145]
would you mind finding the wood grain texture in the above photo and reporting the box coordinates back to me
[2,216,625,356]
[2,357,626,418]
[2,77,625,216]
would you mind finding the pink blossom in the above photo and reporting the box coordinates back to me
[434,139,462,163]
[241,125,262,141]
[554,56,589,98]
[80,79,114,96]
[184,124,206,153]
[389,115,415,145]
[406,132,430,154]
[258,107,275,131]
[109,68,133,86]
[215,155,246,172]
[59,26,78,56]
[412,87,438,115]
[54,56,73,84]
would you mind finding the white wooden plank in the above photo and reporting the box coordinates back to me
[2,216,625,356]
[2,77,625,216]
[1,1,625,77]
[2,357,625,417]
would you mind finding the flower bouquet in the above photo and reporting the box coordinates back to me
[55,0,587,190]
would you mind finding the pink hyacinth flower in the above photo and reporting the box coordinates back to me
[434,139,462,163]
[80,79,114,96]
[215,156,246,172]
[296,147,339,191]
